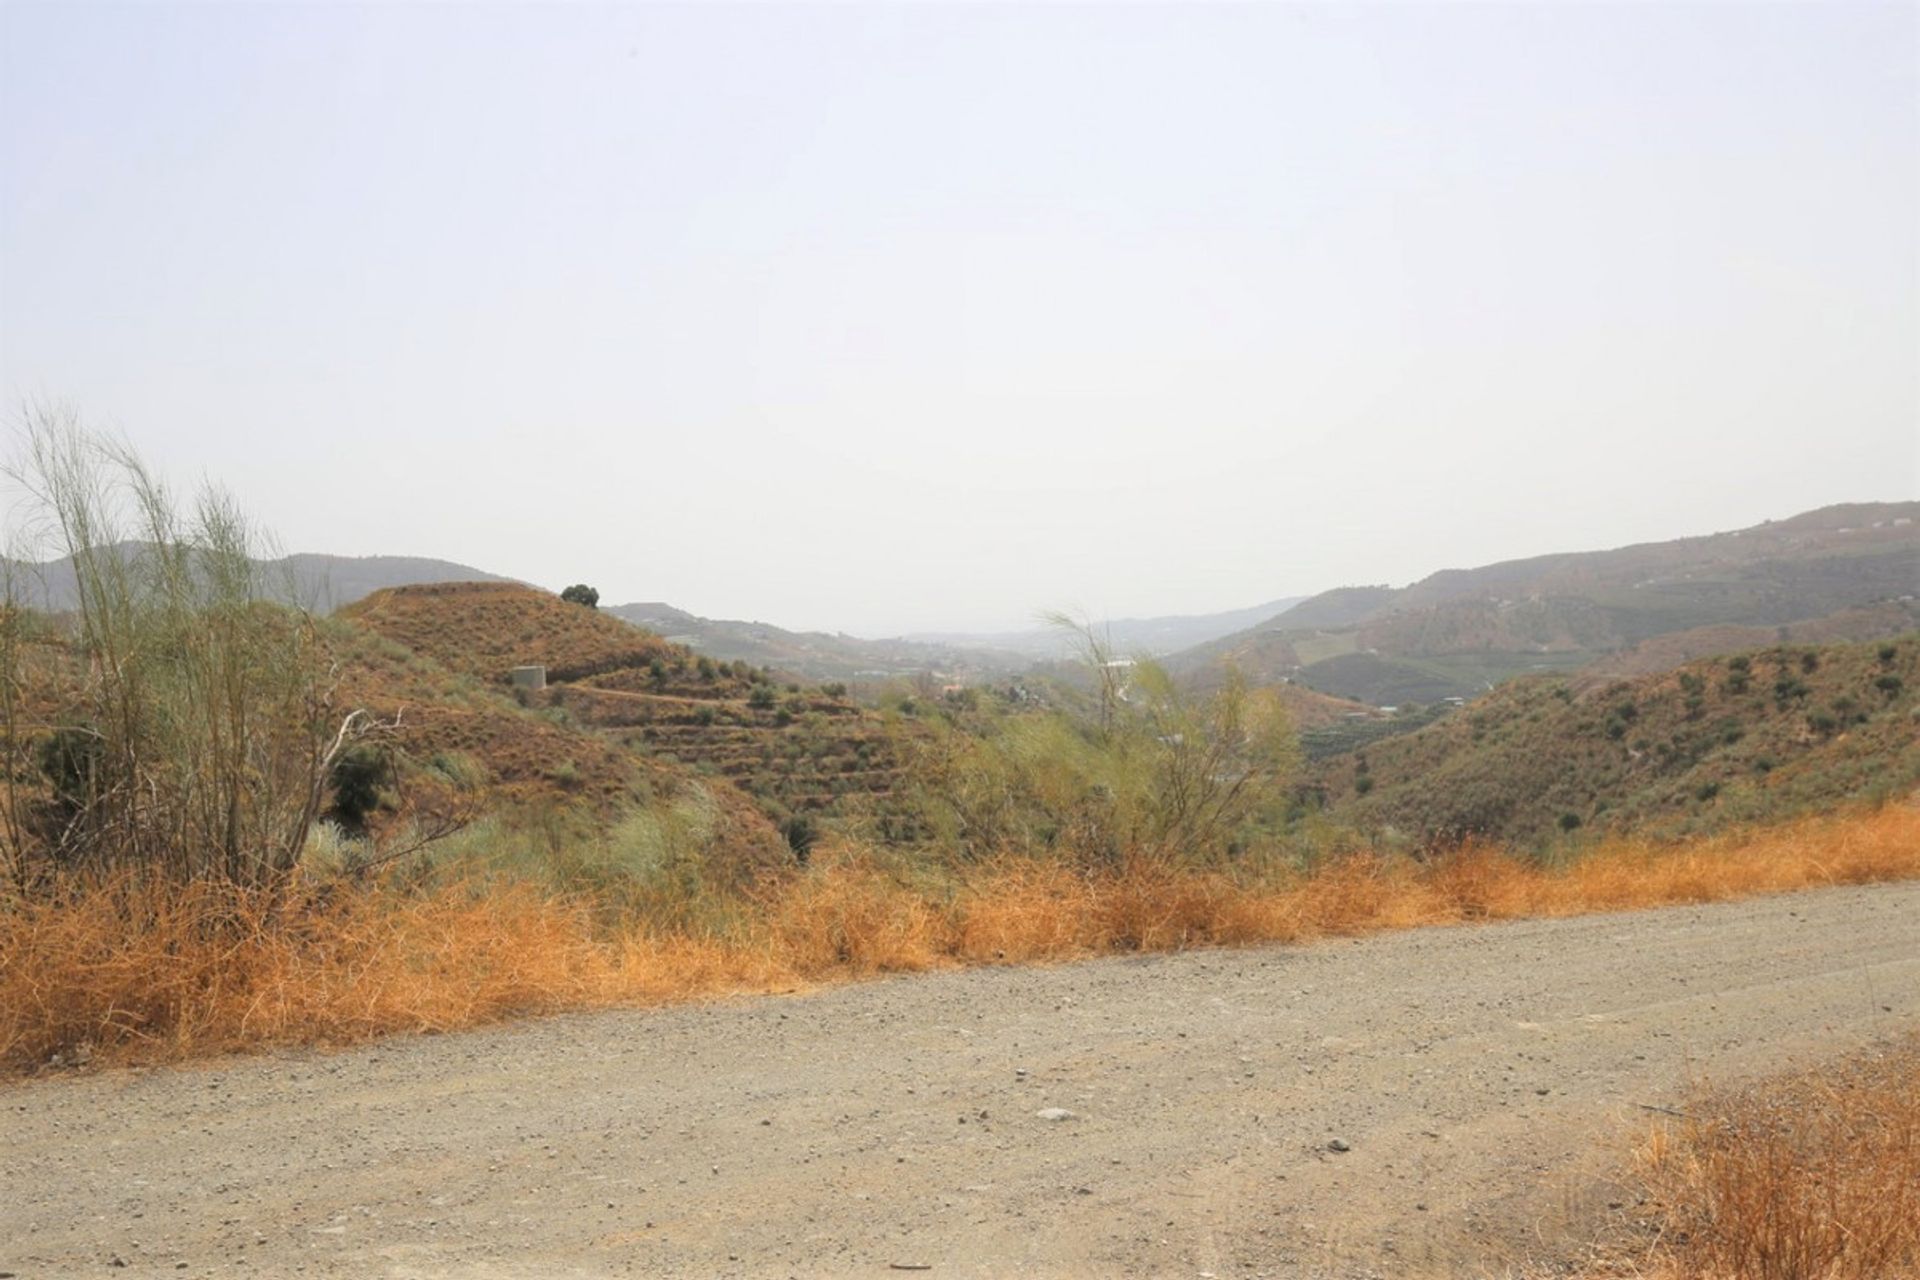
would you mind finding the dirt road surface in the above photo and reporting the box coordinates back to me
[5,882,1917,1279]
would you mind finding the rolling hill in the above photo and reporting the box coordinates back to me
[1306,632,1920,848]
[1175,503,1920,704]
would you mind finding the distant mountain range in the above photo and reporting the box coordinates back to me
[602,602,1030,681]
[3,549,515,612]
[599,597,1313,682]
[12,500,1914,697]
[905,598,1309,662]
[1168,502,1920,705]
[3,544,1304,682]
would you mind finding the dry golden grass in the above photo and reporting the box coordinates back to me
[3,805,1917,1076]
[1622,1034,1920,1280]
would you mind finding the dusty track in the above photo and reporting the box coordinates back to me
[6,882,1917,1279]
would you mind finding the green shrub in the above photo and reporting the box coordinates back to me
[34,727,100,818]
[782,814,818,861]
[895,626,1298,868]
[427,751,490,790]
[2,409,365,888]
[328,745,391,829]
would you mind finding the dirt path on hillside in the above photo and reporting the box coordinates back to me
[5,883,1917,1280]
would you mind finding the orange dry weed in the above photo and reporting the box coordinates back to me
[3,805,1917,1075]
[1625,1033,1920,1280]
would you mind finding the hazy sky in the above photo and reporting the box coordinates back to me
[3,2,1915,635]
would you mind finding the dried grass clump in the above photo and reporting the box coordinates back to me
[1628,1034,1920,1280]
[761,846,952,976]
[3,805,1918,1075]
[0,877,625,1067]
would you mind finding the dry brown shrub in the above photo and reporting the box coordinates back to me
[953,859,1104,961]
[760,845,953,977]
[4,805,1918,1075]
[1627,1034,1920,1280]
[1420,841,1547,920]
[1289,851,1442,934]
[0,876,620,1066]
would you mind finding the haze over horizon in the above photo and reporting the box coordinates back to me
[4,3,1915,635]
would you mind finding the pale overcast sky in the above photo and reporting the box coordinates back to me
[2,2,1915,635]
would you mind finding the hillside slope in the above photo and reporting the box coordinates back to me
[1574,599,1920,684]
[1309,633,1920,847]
[323,612,789,872]
[345,584,907,836]
[1,589,792,875]
[1177,503,1920,703]
[344,582,676,685]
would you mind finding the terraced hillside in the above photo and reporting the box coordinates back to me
[560,671,904,826]
[1,589,792,874]
[343,583,905,838]
[343,582,678,684]
[327,619,646,811]
[322,612,789,870]
[1309,632,1920,848]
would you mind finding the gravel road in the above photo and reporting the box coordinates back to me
[5,882,1917,1279]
